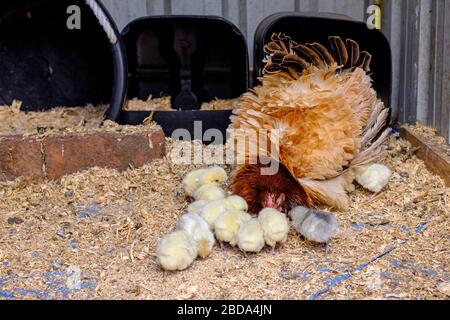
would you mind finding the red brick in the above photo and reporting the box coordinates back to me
[0,136,44,181]
[43,129,165,180]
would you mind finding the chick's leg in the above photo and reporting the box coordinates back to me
[324,242,331,260]
[366,191,384,204]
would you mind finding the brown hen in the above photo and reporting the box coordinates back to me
[230,33,390,213]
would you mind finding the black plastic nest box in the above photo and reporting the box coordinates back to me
[0,8,392,142]
[115,13,391,142]
[254,12,392,109]
[113,15,249,141]
[0,0,126,118]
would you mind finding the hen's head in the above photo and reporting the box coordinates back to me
[261,191,285,212]
[232,161,312,214]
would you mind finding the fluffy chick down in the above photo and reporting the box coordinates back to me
[224,195,248,212]
[198,166,228,185]
[289,206,338,243]
[200,199,228,229]
[187,200,209,214]
[183,169,207,196]
[156,230,198,271]
[177,214,215,258]
[183,167,228,198]
[237,218,265,253]
[354,163,392,193]
[214,210,252,246]
[258,208,289,248]
[194,184,225,201]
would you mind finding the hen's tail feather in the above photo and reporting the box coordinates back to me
[293,44,325,68]
[359,51,372,72]
[263,33,372,77]
[307,42,335,66]
[345,39,360,69]
[329,36,349,66]
[351,128,391,167]
[361,106,389,147]
[298,172,354,211]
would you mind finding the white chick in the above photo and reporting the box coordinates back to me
[200,199,229,229]
[198,166,228,185]
[237,218,265,254]
[182,167,227,197]
[187,200,208,214]
[224,195,248,212]
[289,206,338,243]
[156,230,198,271]
[183,168,207,196]
[214,210,252,246]
[258,208,289,250]
[353,163,392,193]
[194,184,225,201]
[177,214,215,258]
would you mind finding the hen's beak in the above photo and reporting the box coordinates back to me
[264,194,285,213]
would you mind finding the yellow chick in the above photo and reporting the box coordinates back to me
[156,230,198,271]
[237,218,265,254]
[198,166,228,185]
[224,195,248,212]
[183,168,207,196]
[258,208,289,249]
[177,213,215,258]
[200,199,229,229]
[354,163,392,193]
[187,200,209,214]
[214,210,252,246]
[194,184,225,201]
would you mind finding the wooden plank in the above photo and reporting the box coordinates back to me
[297,0,319,12]
[245,0,265,65]
[203,0,222,16]
[441,0,450,142]
[334,0,366,21]
[170,0,205,14]
[101,0,130,31]
[318,0,336,12]
[146,0,166,15]
[264,0,295,12]
[428,0,443,132]
[221,0,240,26]
[382,0,403,123]
[416,0,432,124]
[398,0,420,124]
[426,0,450,143]
[245,0,296,65]
[400,126,450,187]
[127,0,148,21]
[238,0,248,57]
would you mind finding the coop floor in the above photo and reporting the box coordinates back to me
[0,137,448,300]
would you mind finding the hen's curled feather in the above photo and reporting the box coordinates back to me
[230,33,390,211]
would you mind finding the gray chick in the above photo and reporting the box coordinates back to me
[289,206,338,255]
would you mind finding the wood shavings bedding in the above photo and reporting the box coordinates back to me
[405,122,449,147]
[125,96,172,111]
[0,136,448,300]
[124,96,240,111]
[404,123,450,157]
[0,100,159,138]
[0,96,239,138]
